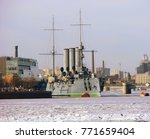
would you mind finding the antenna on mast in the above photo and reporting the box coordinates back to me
[40,16,63,77]
[71,9,91,69]
[71,9,90,49]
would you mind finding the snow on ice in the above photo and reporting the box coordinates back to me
[0,91,150,122]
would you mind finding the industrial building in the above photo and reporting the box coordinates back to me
[0,46,39,79]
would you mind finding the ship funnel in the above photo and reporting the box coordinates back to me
[75,47,82,72]
[15,46,18,58]
[63,49,69,71]
[69,48,75,72]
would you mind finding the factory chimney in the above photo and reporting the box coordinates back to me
[15,46,18,58]
[102,60,105,77]
[92,50,95,73]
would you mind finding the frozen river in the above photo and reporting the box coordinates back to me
[0,91,150,122]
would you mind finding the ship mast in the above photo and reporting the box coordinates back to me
[40,16,63,77]
[71,9,90,69]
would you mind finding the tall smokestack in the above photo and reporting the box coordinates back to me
[75,47,81,72]
[69,48,75,72]
[15,46,18,58]
[102,60,105,77]
[92,50,95,73]
[63,48,69,71]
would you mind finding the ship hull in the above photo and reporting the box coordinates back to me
[46,78,101,97]
[0,91,52,99]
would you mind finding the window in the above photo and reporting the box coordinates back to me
[19,70,23,74]
[8,67,17,71]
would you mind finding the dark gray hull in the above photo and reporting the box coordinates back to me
[0,91,52,99]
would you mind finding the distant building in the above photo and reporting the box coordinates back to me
[110,69,119,76]
[110,69,124,79]
[96,67,125,80]
[136,54,150,84]
[0,56,39,79]
[136,72,150,84]
[137,54,150,74]
[39,67,61,78]
[39,68,52,78]
[104,68,110,77]
[0,57,7,76]
[137,63,150,74]
[96,67,110,77]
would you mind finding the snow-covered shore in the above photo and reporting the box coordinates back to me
[0,91,150,122]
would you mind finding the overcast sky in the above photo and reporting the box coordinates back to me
[0,0,150,74]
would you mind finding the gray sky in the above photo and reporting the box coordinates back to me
[0,0,150,74]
